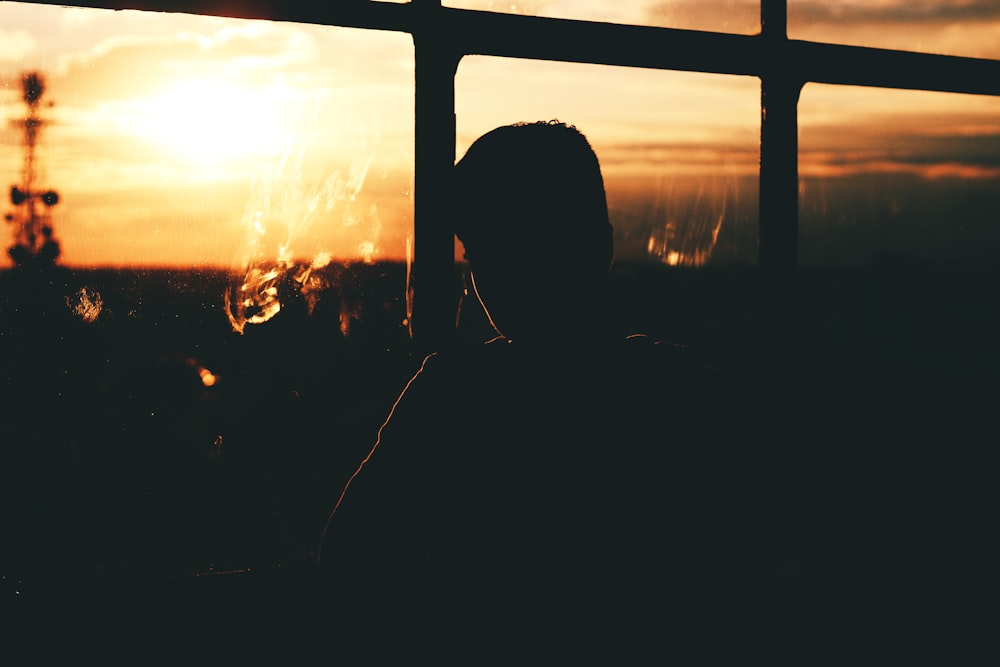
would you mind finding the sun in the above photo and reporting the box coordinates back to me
[132,76,294,166]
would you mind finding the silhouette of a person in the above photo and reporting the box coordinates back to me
[319,121,761,660]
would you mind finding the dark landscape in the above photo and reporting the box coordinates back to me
[1,262,417,592]
[1,259,997,629]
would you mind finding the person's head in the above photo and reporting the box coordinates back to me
[453,121,614,340]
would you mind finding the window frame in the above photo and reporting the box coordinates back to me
[21,0,1000,367]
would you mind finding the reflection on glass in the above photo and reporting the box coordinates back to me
[626,172,752,267]
[789,0,1000,59]
[455,55,760,371]
[798,83,1000,372]
[445,0,760,34]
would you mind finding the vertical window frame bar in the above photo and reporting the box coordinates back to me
[759,0,801,376]
[412,0,459,360]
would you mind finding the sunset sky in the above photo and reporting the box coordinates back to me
[2,0,999,268]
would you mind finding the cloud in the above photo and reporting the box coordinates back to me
[455,55,760,167]
[790,0,1000,25]
[800,124,1000,179]
[204,22,320,72]
[51,20,321,104]
[797,82,1000,178]
[0,28,36,62]
[597,140,759,175]
[450,0,761,32]
[57,6,103,31]
[644,0,760,33]
[788,0,1000,58]
[16,13,411,170]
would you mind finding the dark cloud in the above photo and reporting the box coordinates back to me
[790,0,1000,25]
[598,140,759,168]
[800,132,1000,178]
[554,0,1000,33]
[801,108,1000,175]
[903,133,1000,168]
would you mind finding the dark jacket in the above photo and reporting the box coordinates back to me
[319,335,763,659]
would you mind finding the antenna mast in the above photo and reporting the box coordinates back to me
[5,71,60,267]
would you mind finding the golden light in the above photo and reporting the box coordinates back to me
[358,241,376,264]
[65,286,104,322]
[185,357,219,387]
[127,76,294,166]
[198,367,218,387]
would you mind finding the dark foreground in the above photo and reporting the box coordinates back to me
[1,261,996,658]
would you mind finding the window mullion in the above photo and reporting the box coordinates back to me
[412,3,460,361]
[759,0,801,379]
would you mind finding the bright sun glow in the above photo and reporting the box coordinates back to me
[130,77,294,164]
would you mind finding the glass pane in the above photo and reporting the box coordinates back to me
[789,0,1000,59]
[797,85,1000,604]
[445,0,760,34]
[1,2,414,591]
[799,83,1000,373]
[455,56,760,374]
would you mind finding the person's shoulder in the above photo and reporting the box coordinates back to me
[624,332,685,354]
[621,333,700,371]
[424,336,515,372]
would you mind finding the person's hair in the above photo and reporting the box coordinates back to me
[453,120,613,272]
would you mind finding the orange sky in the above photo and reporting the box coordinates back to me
[1,2,415,268]
[2,1,1000,268]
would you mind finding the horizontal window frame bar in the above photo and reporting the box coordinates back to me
[20,1,1000,98]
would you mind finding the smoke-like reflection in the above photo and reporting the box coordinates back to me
[645,175,728,267]
[65,286,104,323]
[225,129,382,334]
